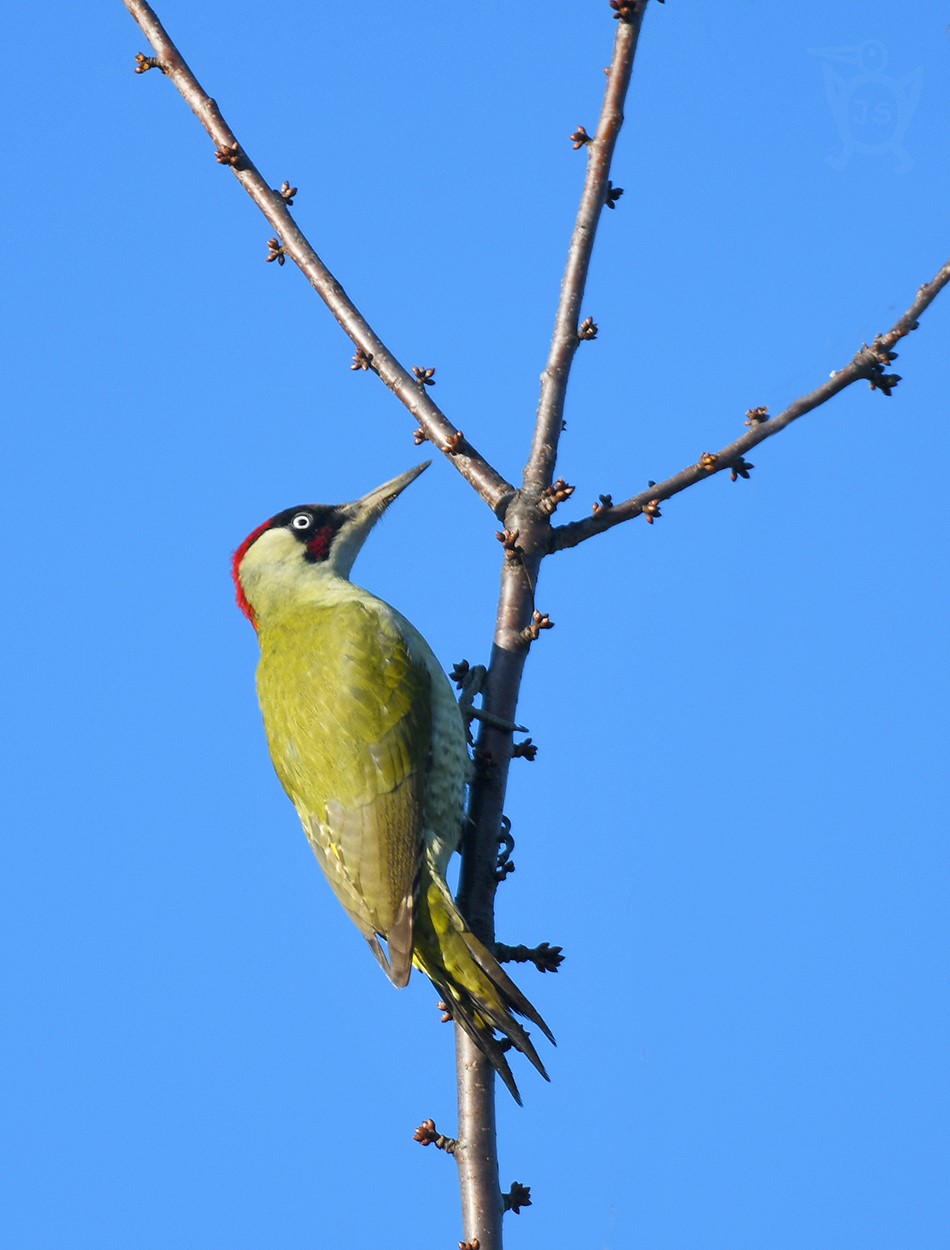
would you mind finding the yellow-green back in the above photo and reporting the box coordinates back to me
[256,596,433,965]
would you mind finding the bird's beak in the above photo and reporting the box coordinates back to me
[333,461,431,577]
[351,461,431,517]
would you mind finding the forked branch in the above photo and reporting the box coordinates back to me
[451,10,652,1249]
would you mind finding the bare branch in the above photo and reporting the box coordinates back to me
[455,1027,504,1248]
[122,0,514,514]
[550,257,950,553]
[523,8,647,496]
[450,18,653,1239]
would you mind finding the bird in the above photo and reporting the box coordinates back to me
[232,461,553,1102]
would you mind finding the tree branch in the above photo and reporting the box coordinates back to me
[452,6,654,1247]
[549,257,950,553]
[123,0,514,514]
[524,8,646,496]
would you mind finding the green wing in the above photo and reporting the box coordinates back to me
[256,598,433,985]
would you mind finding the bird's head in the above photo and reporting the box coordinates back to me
[232,462,430,627]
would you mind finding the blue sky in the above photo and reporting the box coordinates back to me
[3,3,949,1247]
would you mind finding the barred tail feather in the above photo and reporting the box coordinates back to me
[411,870,554,1104]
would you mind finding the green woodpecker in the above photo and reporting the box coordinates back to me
[232,462,552,1102]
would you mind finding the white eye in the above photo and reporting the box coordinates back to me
[291,513,312,530]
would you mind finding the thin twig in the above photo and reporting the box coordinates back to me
[122,0,514,515]
[549,257,950,553]
[523,9,645,497]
